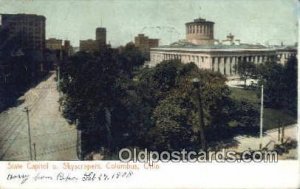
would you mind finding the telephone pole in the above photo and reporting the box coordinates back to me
[192,78,206,151]
[259,84,264,149]
[24,107,33,160]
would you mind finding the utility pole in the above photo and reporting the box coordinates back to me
[57,60,63,100]
[259,84,264,149]
[76,119,83,160]
[281,127,285,144]
[24,107,33,160]
[192,78,206,151]
[278,127,281,142]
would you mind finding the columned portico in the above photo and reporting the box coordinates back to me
[150,44,296,77]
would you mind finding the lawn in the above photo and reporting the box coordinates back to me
[229,87,297,130]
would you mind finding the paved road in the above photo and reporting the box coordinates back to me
[0,72,78,160]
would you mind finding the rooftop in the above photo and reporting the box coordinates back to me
[151,40,297,52]
[185,17,214,25]
[1,13,46,19]
[154,40,268,50]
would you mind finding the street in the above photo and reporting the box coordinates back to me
[0,72,78,160]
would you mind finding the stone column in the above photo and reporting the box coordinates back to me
[226,57,231,75]
[217,57,221,73]
[232,57,236,75]
[235,57,238,74]
[230,57,233,75]
[211,57,214,71]
[219,57,224,75]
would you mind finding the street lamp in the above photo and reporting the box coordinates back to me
[192,77,206,151]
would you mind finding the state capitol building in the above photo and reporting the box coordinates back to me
[149,18,297,77]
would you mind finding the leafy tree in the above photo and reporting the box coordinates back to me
[60,46,148,155]
[230,99,259,127]
[235,61,257,87]
[149,94,194,152]
[256,61,286,108]
[60,50,124,151]
[256,56,297,115]
[117,42,146,78]
[135,60,236,150]
[283,56,297,115]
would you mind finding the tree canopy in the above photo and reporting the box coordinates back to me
[257,56,297,114]
[60,54,262,156]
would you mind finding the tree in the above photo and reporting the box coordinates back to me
[256,56,297,115]
[235,61,257,87]
[256,61,286,109]
[149,94,194,152]
[117,42,146,78]
[135,60,236,150]
[233,100,259,127]
[60,47,148,155]
[283,56,297,115]
[60,49,125,152]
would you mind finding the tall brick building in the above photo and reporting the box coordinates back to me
[96,27,106,48]
[0,14,46,51]
[134,34,159,59]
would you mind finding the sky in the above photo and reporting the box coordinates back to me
[0,0,298,47]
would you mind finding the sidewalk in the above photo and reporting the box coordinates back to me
[226,124,298,159]
[226,78,258,88]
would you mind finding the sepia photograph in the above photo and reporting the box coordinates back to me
[0,0,299,188]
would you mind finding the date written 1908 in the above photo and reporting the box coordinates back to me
[82,171,134,181]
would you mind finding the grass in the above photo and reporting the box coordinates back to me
[229,87,258,104]
[229,87,297,130]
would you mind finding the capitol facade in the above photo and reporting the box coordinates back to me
[149,18,297,77]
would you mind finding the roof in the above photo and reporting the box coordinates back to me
[185,18,214,25]
[151,40,272,52]
[1,13,46,20]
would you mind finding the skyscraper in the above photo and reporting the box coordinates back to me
[0,14,46,51]
[96,27,106,48]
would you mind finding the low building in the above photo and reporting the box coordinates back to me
[46,38,63,50]
[79,39,98,53]
[150,18,297,76]
[80,27,108,53]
